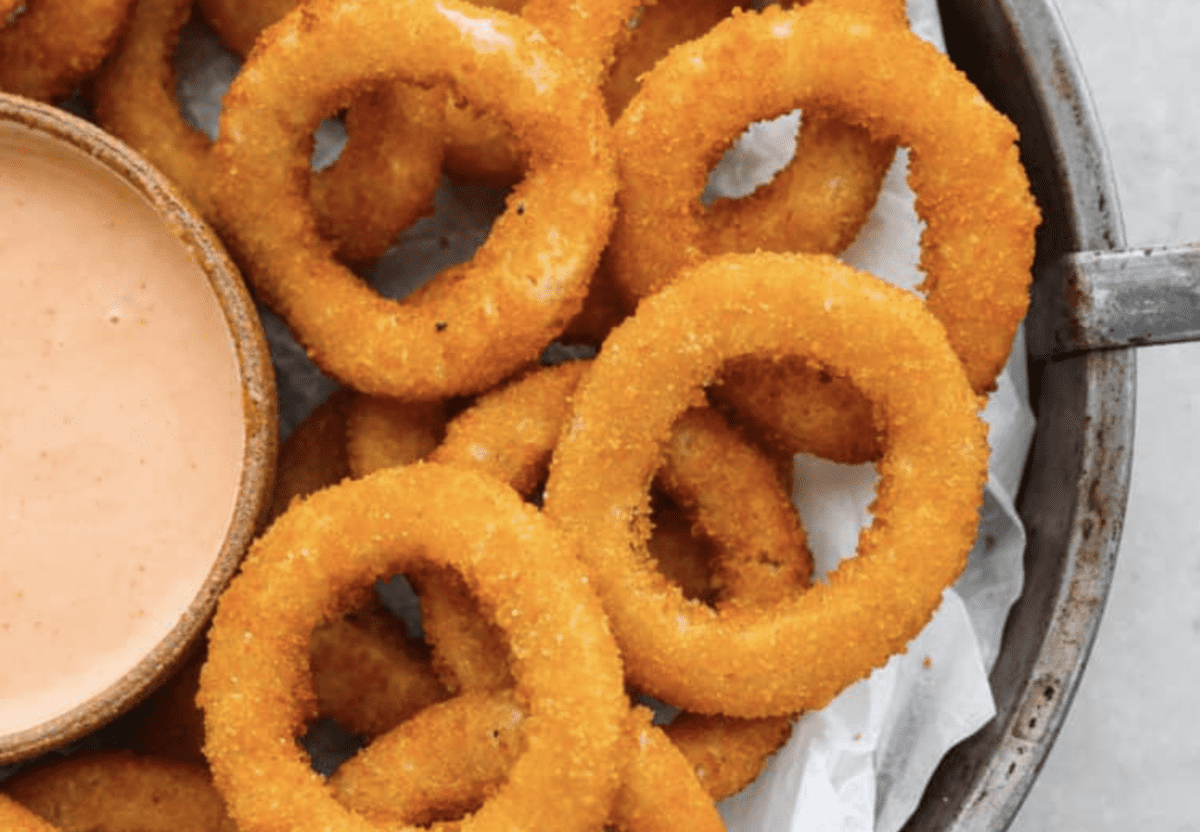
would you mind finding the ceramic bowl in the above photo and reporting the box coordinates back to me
[0,93,276,765]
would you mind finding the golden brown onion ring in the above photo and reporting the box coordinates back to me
[3,751,238,832]
[309,607,448,738]
[0,795,56,832]
[268,388,355,521]
[343,396,447,484]
[199,464,627,832]
[544,251,990,718]
[0,0,135,101]
[211,0,617,399]
[91,0,444,266]
[195,0,294,56]
[609,5,1038,395]
[709,354,881,465]
[333,692,728,832]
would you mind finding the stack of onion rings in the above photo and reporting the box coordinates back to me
[335,359,805,820]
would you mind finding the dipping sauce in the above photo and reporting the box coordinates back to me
[0,120,246,735]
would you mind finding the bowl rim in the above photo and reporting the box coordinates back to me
[0,92,278,765]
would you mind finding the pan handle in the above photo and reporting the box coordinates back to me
[1026,244,1200,359]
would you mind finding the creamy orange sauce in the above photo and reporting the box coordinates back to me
[0,122,245,735]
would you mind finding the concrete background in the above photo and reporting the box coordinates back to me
[1008,1,1200,829]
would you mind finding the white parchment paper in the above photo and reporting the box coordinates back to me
[170,2,1036,828]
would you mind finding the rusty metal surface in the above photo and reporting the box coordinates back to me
[1029,245,1200,356]
[905,1,1135,830]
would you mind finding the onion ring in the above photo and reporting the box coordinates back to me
[709,354,881,464]
[602,0,741,121]
[266,394,454,737]
[310,606,448,738]
[657,405,810,607]
[0,0,136,102]
[343,396,446,484]
[91,0,445,266]
[3,751,238,832]
[609,5,1038,395]
[211,0,617,399]
[333,696,727,832]
[664,711,796,800]
[195,0,294,56]
[132,610,447,763]
[198,463,627,832]
[330,688,528,826]
[194,0,641,187]
[543,251,989,717]
[0,796,55,832]
[268,388,355,521]
[567,0,909,348]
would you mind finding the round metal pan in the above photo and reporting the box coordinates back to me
[903,0,1186,828]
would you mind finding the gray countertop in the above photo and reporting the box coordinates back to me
[1009,1,1200,829]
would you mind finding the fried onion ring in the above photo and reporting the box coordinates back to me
[199,463,627,832]
[268,388,355,521]
[310,606,449,738]
[343,396,446,483]
[709,354,881,465]
[330,688,528,826]
[543,251,989,717]
[195,0,294,56]
[0,0,136,102]
[211,0,617,399]
[3,751,238,832]
[91,0,444,266]
[195,0,641,188]
[131,609,447,763]
[333,696,727,832]
[609,5,1038,395]
[0,796,55,832]
[602,0,741,121]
